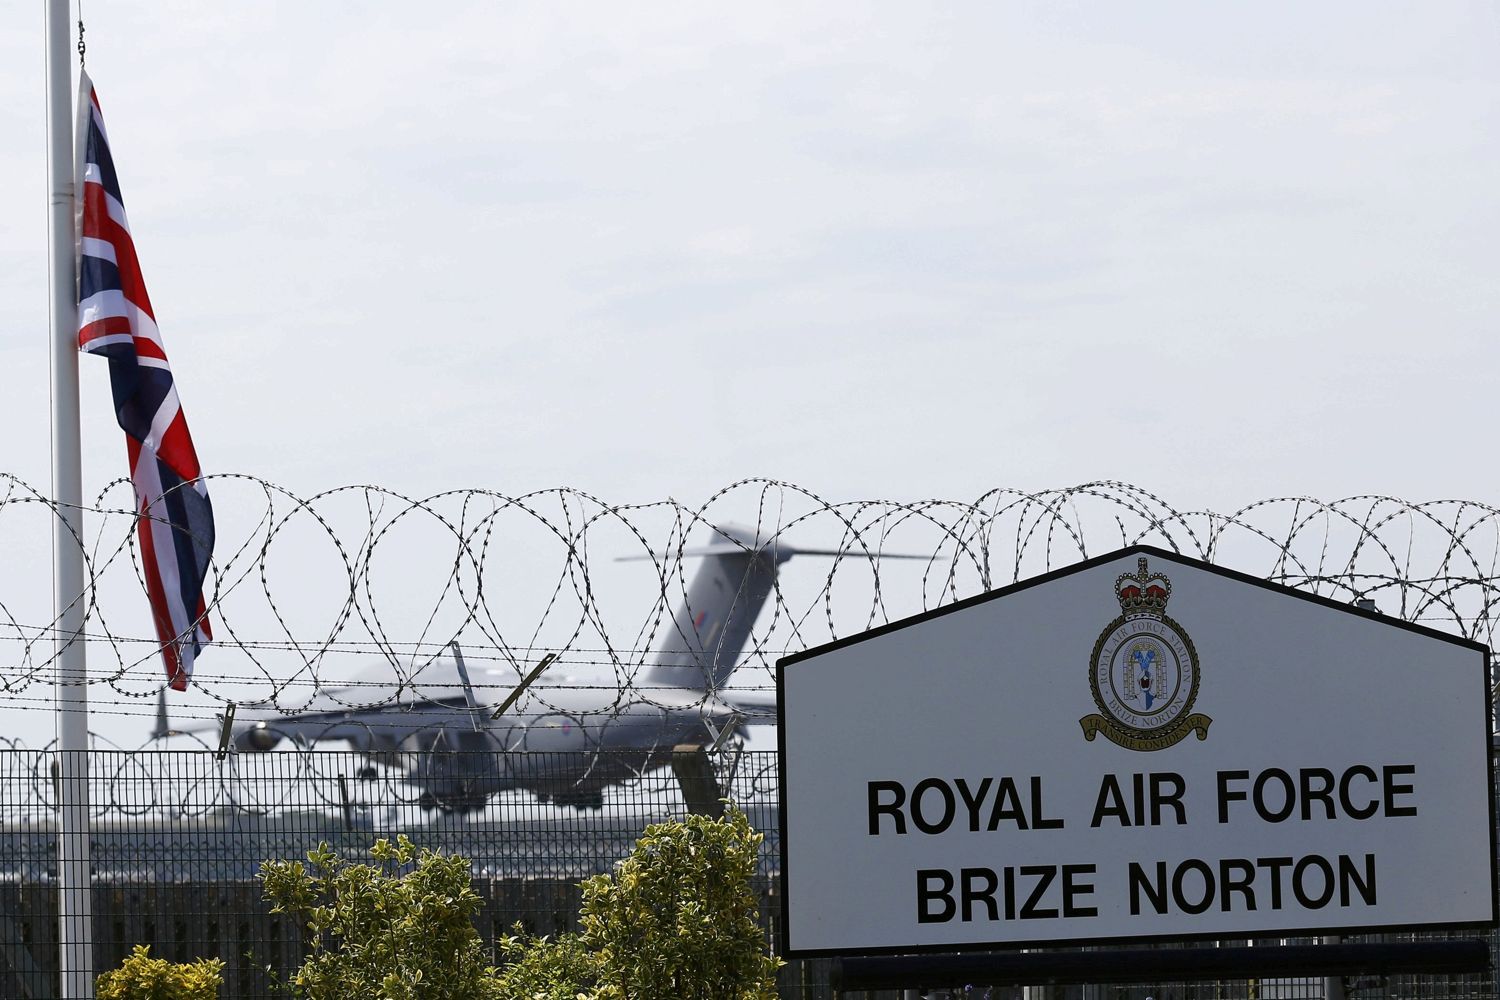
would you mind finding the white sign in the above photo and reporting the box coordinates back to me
[777,546,1495,956]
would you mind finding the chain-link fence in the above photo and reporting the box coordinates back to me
[2,747,1496,999]
[4,748,781,998]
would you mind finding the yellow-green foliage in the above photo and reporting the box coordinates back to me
[579,807,782,1000]
[263,809,781,1000]
[493,925,598,1000]
[96,944,223,1000]
[498,807,782,1000]
[260,835,502,1000]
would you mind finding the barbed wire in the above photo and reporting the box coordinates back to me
[0,473,1495,726]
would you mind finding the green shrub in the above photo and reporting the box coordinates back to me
[493,925,597,1000]
[95,944,223,1000]
[578,807,781,1000]
[497,806,781,1000]
[262,808,781,1000]
[260,835,502,1000]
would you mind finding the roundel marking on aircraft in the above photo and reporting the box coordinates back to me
[520,714,584,753]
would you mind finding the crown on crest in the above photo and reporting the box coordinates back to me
[1116,557,1171,617]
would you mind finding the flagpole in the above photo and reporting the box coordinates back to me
[45,0,93,995]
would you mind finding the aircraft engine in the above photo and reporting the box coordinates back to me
[234,722,283,753]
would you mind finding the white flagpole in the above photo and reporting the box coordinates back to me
[45,0,93,995]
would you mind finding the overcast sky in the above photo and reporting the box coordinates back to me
[0,3,1497,741]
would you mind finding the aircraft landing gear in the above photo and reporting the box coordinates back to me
[417,788,491,815]
[549,790,605,810]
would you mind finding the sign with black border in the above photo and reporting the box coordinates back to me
[777,545,1497,957]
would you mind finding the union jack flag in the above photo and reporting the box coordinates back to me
[76,71,215,690]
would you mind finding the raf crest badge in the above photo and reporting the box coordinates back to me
[1080,557,1212,751]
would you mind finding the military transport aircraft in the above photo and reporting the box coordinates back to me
[170,524,909,813]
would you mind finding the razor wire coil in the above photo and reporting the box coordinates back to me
[0,473,1493,721]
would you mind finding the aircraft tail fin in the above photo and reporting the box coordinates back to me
[637,524,930,694]
[152,690,172,740]
[641,524,778,694]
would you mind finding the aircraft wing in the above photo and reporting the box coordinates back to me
[166,688,474,750]
[706,689,777,722]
